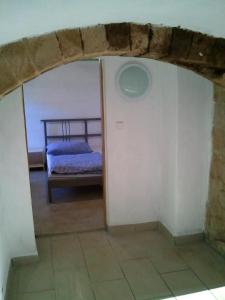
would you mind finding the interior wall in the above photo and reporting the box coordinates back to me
[158,64,178,235]
[175,69,213,236]
[103,57,176,226]
[0,87,37,300]
[24,60,101,152]
[103,56,213,232]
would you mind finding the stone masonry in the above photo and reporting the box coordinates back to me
[206,85,225,256]
[1,23,225,97]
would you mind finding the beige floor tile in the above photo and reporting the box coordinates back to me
[93,279,135,300]
[19,290,56,300]
[16,237,54,293]
[121,258,172,300]
[177,243,225,289]
[36,237,51,262]
[147,231,175,249]
[83,246,123,282]
[162,270,206,296]
[17,261,54,293]
[150,248,188,273]
[51,234,85,271]
[108,232,152,260]
[54,268,95,300]
[7,230,225,300]
[6,267,20,300]
[78,231,109,249]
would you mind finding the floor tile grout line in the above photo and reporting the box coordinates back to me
[49,236,57,299]
[174,244,216,292]
[156,257,218,300]
[156,267,190,276]
[77,233,97,300]
[107,233,174,300]
[149,250,219,300]
[175,247,217,292]
[10,230,225,300]
[149,257,176,298]
[115,260,137,300]
[105,230,139,298]
[17,289,55,295]
[106,229,187,299]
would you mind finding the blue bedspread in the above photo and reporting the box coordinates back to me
[48,152,102,174]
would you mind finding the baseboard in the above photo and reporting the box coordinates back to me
[158,222,204,245]
[174,233,204,245]
[5,255,38,299]
[12,255,39,267]
[4,261,12,300]
[107,221,204,244]
[158,222,174,243]
[107,221,159,234]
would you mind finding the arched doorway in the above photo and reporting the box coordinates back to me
[0,22,225,256]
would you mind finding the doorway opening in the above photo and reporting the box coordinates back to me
[23,58,106,235]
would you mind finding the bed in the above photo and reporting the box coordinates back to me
[41,118,103,203]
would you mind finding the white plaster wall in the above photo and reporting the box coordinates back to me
[1,0,225,46]
[24,60,101,152]
[0,88,37,300]
[103,57,213,232]
[158,64,178,235]
[175,68,213,236]
[103,57,176,226]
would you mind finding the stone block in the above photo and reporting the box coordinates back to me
[213,128,225,152]
[148,25,172,58]
[170,27,193,59]
[25,33,63,73]
[0,40,37,83]
[105,23,130,53]
[214,102,225,129]
[0,54,19,97]
[213,74,225,89]
[130,23,149,55]
[81,25,108,57]
[188,32,215,64]
[208,37,225,68]
[214,84,225,103]
[56,29,83,61]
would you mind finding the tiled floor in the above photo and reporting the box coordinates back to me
[30,170,105,235]
[7,229,225,300]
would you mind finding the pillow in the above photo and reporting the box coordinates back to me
[47,141,92,155]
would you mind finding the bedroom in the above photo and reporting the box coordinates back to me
[23,59,105,235]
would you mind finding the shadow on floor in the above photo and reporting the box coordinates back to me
[30,170,105,236]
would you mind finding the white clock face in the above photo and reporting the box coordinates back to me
[117,63,151,99]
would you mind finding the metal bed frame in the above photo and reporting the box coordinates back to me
[41,118,102,203]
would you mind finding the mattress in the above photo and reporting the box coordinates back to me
[47,152,102,175]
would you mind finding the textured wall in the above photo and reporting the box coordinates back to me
[1,23,225,98]
[206,85,225,256]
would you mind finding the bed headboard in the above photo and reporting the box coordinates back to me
[41,118,102,149]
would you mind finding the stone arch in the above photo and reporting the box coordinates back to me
[0,22,225,256]
[0,22,225,97]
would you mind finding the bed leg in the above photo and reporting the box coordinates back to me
[48,182,53,203]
